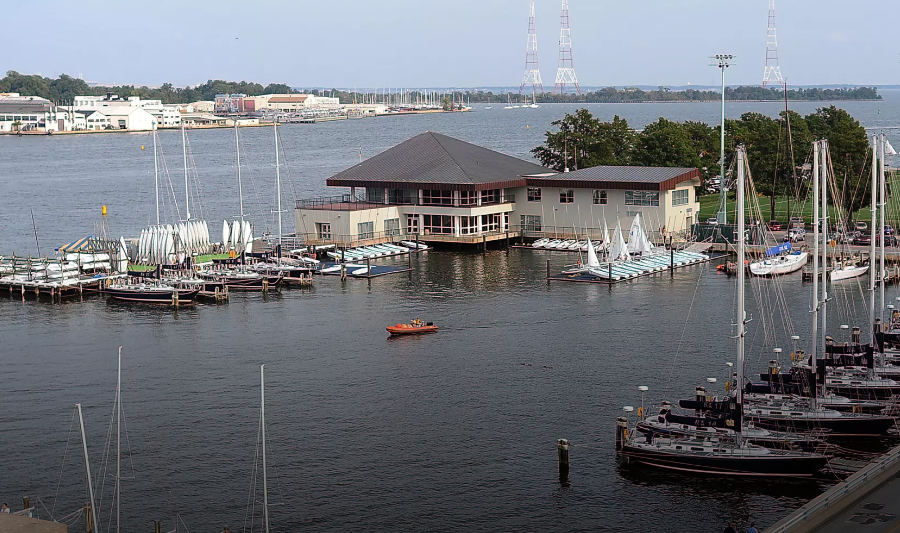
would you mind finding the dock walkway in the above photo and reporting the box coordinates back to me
[765,443,900,532]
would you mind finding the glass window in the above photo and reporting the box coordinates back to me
[481,189,500,204]
[423,214,454,234]
[459,190,478,206]
[460,216,479,234]
[527,187,542,202]
[367,188,385,203]
[422,189,453,205]
[559,189,574,204]
[406,214,420,234]
[358,221,374,239]
[520,214,542,232]
[384,218,401,236]
[316,223,331,240]
[625,191,659,207]
[593,190,607,205]
[672,189,689,206]
[481,214,500,232]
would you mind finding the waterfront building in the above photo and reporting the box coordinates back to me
[190,101,215,113]
[214,93,248,113]
[294,132,701,247]
[0,96,86,132]
[83,110,111,130]
[96,107,156,131]
[144,105,181,128]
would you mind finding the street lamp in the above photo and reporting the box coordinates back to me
[710,54,735,225]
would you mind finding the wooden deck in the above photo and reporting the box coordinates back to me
[0,513,67,533]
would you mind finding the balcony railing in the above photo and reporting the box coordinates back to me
[296,193,516,210]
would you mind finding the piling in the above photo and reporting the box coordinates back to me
[482,234,486,254]
[608,262,613,280]
[340,263,347,281]
[670,239,675,271]
[22,497,29,511]
[84,504,93,533]
[153,520,161,533]
[615,417,629,451]
[546,259,550,278]
[557,438,570,482]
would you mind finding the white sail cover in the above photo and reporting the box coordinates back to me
[586,238,601,268]
[222,220,230,247]
[627,213,653,255]
[601,217,610,251]
[608,221,630,262]
[118,236,128,273]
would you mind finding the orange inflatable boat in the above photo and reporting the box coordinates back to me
[387,319,438,335]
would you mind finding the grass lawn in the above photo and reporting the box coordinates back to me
[698,193,890,225]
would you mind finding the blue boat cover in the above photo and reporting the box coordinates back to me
[766,242,791,257]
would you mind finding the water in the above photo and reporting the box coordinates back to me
[1,97,898,532]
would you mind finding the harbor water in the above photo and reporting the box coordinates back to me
[1,97,899,532]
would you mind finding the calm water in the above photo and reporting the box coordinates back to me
[1,97,898,532]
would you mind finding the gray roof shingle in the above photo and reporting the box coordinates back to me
[327,131,551,190]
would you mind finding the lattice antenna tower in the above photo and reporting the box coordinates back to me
[762,0,784,87]
[520,0,544,94]
[554,0,581,95]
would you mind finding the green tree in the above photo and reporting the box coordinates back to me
[531,110,634,171]
[805,105,871,215]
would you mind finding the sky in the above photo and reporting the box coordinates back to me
[6,0,900,89]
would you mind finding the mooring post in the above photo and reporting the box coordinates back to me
[670,237,674,271]
[546,259,550,279]
[341,263,347,281]
[153,520,162,533]
[84,504,93,533]
[609,262,613,281]
[557,438,570,483]
[482,234,486,254]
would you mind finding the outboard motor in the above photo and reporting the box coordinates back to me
[694,387,707,415]
[615,417,629,451]
[852,327,862,346]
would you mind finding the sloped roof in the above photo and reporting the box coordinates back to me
[327,131,551,191]
[524,165,701,191]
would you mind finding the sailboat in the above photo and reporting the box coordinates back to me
[528,88,540,109]
[615,146,829,477]
[749,242,808,276]
[562,238,601,274]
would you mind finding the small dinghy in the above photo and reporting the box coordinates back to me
[386,319,438,335]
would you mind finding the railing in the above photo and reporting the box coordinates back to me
[296,193,515,210]
[511,224,689,245]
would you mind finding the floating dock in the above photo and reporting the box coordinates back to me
[548,250,715,284]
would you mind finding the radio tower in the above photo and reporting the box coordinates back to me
[762,0,784,87]
[554,0,580,95]
[520,0,543,94]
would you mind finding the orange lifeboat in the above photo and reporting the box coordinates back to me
[387,319,438,335]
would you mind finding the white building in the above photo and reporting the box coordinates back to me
[190,101,215,113]
[294,132,701,247]
[0,96,53,131]
[101,107,156,131]
[84,110,111,130]
[145,105,181,127]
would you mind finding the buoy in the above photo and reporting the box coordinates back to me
[141,145,145,150]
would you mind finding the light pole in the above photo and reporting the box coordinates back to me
[710,54,735,224]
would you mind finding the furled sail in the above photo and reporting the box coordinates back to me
[627,213,653,255]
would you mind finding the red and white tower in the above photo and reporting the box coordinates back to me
[762,0,784,87]
[520,0,544,94]
[554,0,580,95]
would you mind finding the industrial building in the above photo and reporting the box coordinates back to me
[294,132,701,247]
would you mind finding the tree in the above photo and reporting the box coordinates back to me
[263,83,295,95]
[805,105,871,215]
[531,110,634,171]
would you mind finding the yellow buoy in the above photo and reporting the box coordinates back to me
[141,145,145,150]
[101,205,108,217]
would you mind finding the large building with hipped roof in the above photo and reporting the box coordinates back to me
[294,132,701,247]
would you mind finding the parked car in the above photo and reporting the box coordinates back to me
[706,218,720,225]
[784,228,805,243]
[853,232,872,246]
[789,216,805,229]
[876,234,898,247]
[838,230,859,244]
[768,220,782,231]
[856,221,869,231]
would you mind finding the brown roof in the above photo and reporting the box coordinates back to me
[524,166,701,191]
[267,96,308,104]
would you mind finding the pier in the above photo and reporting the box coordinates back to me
[766,443,900,532]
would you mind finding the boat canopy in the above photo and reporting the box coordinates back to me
[766,242,791,257]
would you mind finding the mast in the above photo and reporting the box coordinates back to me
[736,145,746,443]
[274,122,283,264]
[879,133,887,323]
[870,135,878,337]
[116,347,121,533]
[820,141,828,393]
[76,404,99,533]
[260,364,270,533]
[153,127,159,225]
[182,125,190,221]
[235,122,244,220]
[811,140,820,404]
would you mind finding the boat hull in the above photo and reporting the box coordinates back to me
[618,445,828,477]
[386,326,438,335]
[749,252,808,276]
[104,287,199,305]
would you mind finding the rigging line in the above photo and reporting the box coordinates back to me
[177,513,193,533]
[243,409,263,533]
[660,259,709,402]
[158,138,182,223]
[51,408,77,519]
[185,134,207,221]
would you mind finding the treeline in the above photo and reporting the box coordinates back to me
[531,106,872,219]
[463,85,881,103]
[0,71,326,104]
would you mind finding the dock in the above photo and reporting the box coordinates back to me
[547,249,716,284]
[765,443,900,532]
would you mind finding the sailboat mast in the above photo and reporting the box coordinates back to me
[870,135,878,334]
[153,127,159,225]
[879,133,887,322]
[76,403,99,533]
[736,146,746,442]
[182,125,190,220]
[116,347,121,533]
[811,141,820,403]
[274,122,283,253]
[260,364,270,533]
[821,141,829,385]
[236,122,244,220]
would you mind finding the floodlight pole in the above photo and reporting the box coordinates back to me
[711,54,735,224]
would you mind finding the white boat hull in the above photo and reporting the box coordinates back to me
[830,264,868,281]
[749,252,808,276]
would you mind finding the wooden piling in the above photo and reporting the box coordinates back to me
[557,439,570,482]
[482,234,486,254]
[546,259,550,278]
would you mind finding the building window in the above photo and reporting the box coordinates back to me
[559,189,574,203]
[593,190,608,205]
[406,214,420,234]
[422,189,453,205]
[527,188,542,202]
[316,223,331,240]
[358,221,374,239]
[481,214,500,232]
[625,191,659,207]
[384,218,401,236]
[423,214,453,234]
[459,190,478,206]
[460,216,479,234]
[481,189,500,204]
[672,189,689,206]
[520,214,542,232]
[366,188,384,203]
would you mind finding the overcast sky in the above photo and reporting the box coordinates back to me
[7,0,899,88]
